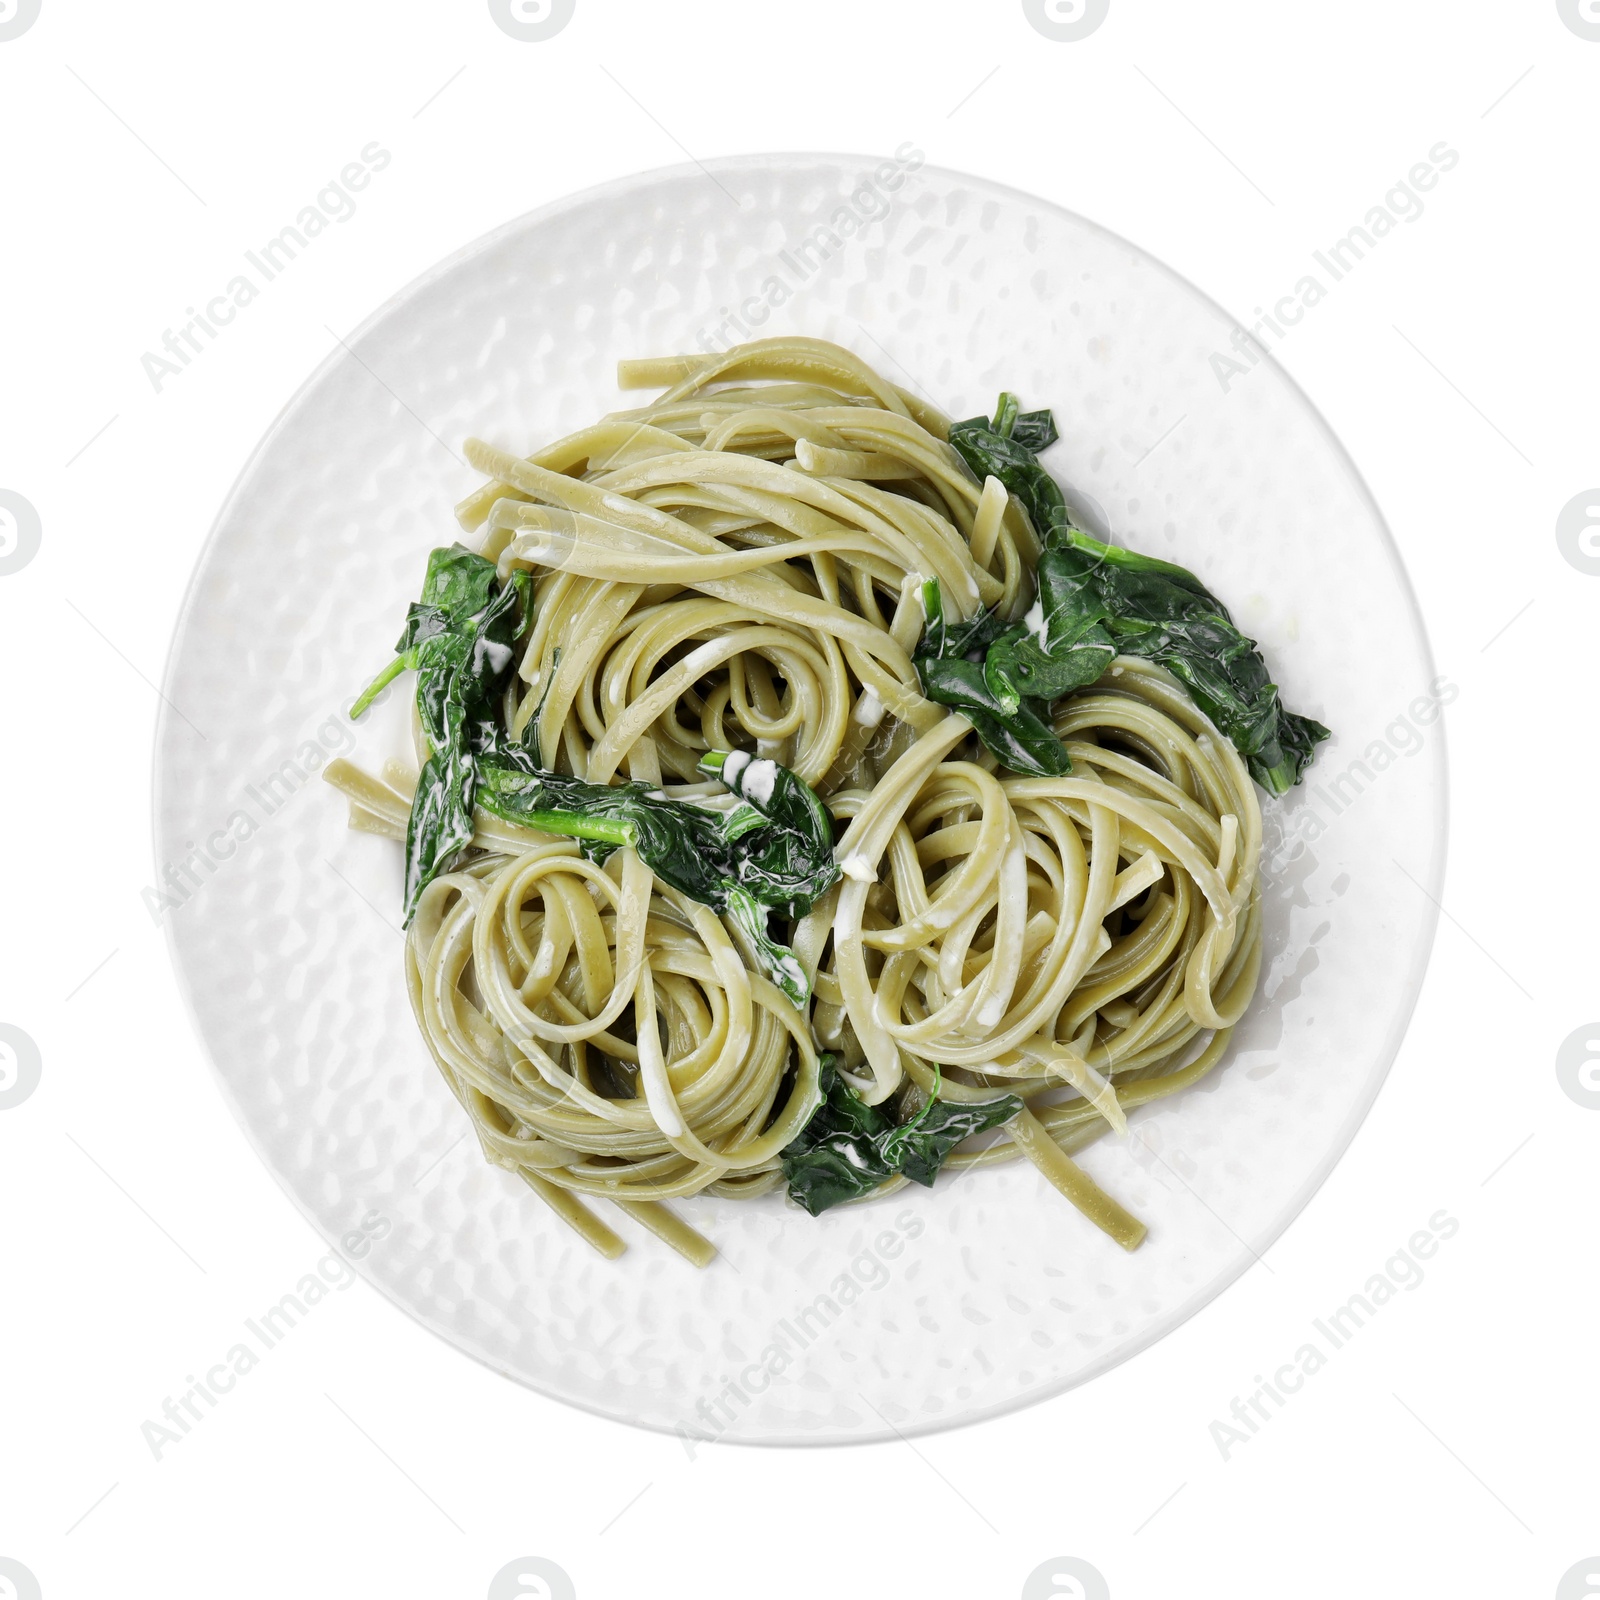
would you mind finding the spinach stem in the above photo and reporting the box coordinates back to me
[350,653,407,719]
[519,810,634,848]
[992,391,1020,438]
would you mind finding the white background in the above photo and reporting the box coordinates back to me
[1,2,1596,1597]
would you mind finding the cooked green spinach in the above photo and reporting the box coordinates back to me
[949,390,1074,546]
[351,544,531,924]
[880,1081,1028,1188]
[779,1057,899,1217]
[912,576,1072,779]
[943,394,1329,794]
[781,1059,1023,1216]
[999,533,1330,794]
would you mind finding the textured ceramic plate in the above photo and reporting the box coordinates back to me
[155,155,1445,1444]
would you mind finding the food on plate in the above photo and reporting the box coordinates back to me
[325,336,1327,1266]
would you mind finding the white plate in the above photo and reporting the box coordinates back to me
[155,155,1445,1444]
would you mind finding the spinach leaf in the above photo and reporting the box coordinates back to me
[780,1057,899,1217]
[699,748,840,918]
[981,546,1117,709]
[1010,532,1329,795]
[1008,407,1059,454]
[720,888,812,1013]
[880,1085,1026,1188]
[351,544,531,924]
[781,1058,1023,1216]
[945,394,1330,794]
[981,532,1207,711]
[949,395,1073,546]
[976,389,1060,455]
[912,577,1073,778]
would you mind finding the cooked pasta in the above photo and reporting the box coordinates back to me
[327,337,1286,1267]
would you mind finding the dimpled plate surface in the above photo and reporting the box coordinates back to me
[155,156,1444,1444]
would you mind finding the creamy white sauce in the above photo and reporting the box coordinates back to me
[476,638,513,674]
[852,690,886,728]
[677,638,729,682]
[839,853,877,882]
[640,1038,684,1138]
[773,953,806,994]
[742,757,777,805]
